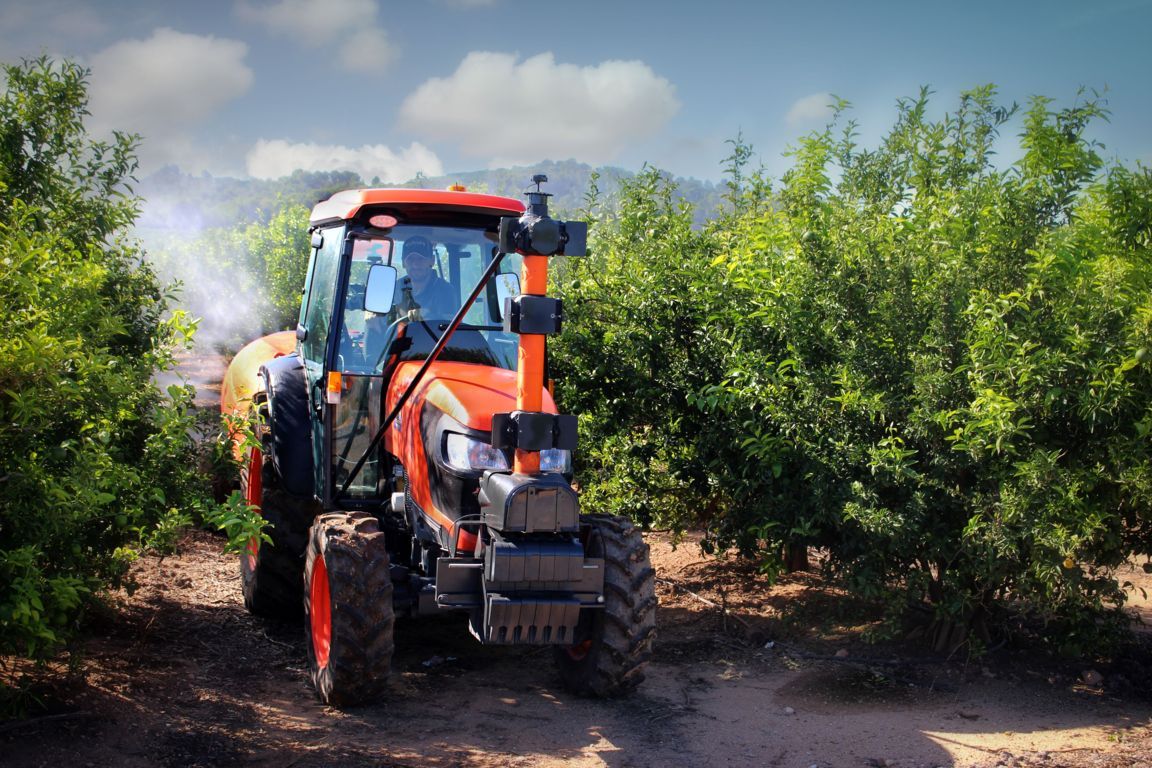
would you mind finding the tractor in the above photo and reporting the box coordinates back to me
[220,178,656,706]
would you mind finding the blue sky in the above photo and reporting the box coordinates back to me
[2,0,1149,182]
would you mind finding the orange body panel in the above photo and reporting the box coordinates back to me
[220,330,296,458]
[309,188,524,226]
[513,254,551,474]
[384,360,557,542]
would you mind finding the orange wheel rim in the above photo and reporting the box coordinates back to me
[310,554,332,669]
[244,447,263,572]
[245,446,263,507]
[245,537,259,572]
[565,638,593,661]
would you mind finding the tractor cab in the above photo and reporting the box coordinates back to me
[297,213,529,505]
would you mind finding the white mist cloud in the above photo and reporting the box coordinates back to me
[236,0,394,73]
[87,28,253,169]
[246,138,444,182]
[786,92,836,126]
[398,51,680,167]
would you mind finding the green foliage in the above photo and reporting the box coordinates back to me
[0,57,214,660]
[200,410,267,554]
[247,204,312,329]
[552,167,728,531]
[557,86,1152,649]
[204,491,270,556]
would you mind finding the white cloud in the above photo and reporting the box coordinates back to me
[398,52,679,167]
[338,26,395,73]
[236,0,394,73]
[87,28,253,170]
[235,0,373,42]
[246,139,444,182]
[786,92,836,126]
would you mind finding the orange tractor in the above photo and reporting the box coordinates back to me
[222,178,656,706]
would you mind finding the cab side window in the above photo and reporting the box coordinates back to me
[301,227,343,365]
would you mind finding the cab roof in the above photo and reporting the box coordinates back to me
[309,188,525,227]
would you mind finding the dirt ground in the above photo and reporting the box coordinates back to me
[3,527,1152,768]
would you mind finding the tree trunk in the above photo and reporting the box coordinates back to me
[784,543,810,572]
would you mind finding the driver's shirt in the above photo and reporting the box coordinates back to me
[399,275,457,319]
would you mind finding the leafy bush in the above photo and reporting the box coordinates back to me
[557,87,1152,649]
[0,57,212,661]
[552,169,728,530]
[246,204,312,330]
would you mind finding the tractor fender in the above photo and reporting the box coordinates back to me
[260,354,315,499]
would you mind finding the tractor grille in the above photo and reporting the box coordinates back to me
[483,536,584,587]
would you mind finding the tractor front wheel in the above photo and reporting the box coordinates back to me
[304,512,394,707]
[554,514,656,697]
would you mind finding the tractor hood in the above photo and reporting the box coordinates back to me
[388,361,557,432]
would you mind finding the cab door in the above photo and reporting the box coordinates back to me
[297,224,346,503]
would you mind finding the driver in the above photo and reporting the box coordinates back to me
[396,235,456,319]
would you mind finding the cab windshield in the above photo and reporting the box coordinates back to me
[337,225,521,375]
[330,223,522,499]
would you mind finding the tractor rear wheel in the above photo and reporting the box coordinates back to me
[554,514,656,697]
[240,407,318,619]
[305,512,394,707]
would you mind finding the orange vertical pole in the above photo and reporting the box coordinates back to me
[513,254,549,474]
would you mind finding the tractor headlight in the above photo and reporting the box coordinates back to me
[539,448,572,473]
[445,433,510,472]
[443,434,571,474]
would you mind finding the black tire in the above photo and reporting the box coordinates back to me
[305,512,395,707]
[240,409,319,619]
[554,514,656,697]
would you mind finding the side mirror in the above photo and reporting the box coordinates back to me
[364,264,398,314]
[494,273,520,321]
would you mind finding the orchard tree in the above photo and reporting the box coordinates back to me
[709,88,1151,649]
[557,86,1152,650]
[0,57,208,665]
[551,168,728,530]
[243,203,311,330]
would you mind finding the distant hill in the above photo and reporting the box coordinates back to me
[407,160,726,225]
[135,160,726,234]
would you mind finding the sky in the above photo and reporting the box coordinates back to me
[2,0,1149,183]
